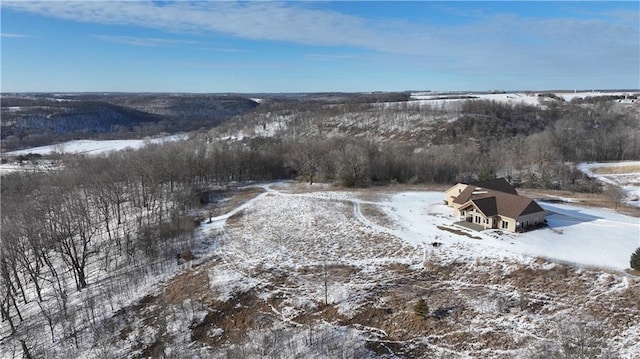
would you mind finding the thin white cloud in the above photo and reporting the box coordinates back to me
[305,54,361,61]
[1,32,35,38]
[2,1,638,82]
[2,1,386,49]
[93,34,197,47]
[200,47,251,53]
[171,61,279,69]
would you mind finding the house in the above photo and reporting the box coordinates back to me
[444,178,545,233]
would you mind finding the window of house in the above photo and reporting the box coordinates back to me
[502,221,509,229]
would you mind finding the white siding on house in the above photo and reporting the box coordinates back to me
[444,184,467,206]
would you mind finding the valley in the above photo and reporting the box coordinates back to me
[3,1,639,358]
[1,90,639,358]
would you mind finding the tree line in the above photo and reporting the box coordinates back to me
[212,96,639,189]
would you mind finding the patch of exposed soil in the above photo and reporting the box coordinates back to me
[165,267,212,304]
[191,291,275,347]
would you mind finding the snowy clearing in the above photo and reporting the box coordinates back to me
[409,91,637,107]
[196,182,638,279]
[180,183,639,357]
[4,134,188,157]
[578,161,640,208]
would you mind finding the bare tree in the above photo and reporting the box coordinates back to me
[289,140,326,185]
[48,191,100,291]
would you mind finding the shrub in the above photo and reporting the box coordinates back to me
[181,250,193,262]
[631,248,640,271]
[414,298,429,318]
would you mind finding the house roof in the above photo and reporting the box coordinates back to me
[471,197,498,217]
[454,179,544,219]
[468,178,518,195]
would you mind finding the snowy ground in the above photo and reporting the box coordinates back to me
[410,92,541,107]
[196,182,639,287]
[0,134,189,175]
[578,161,640,208]
[5,182,637,358]
[373,191,638,271]
[409,91,637,107]
[3,134,187,157]
[173,183,638,357]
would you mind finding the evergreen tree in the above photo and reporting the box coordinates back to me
[631,248,640,271]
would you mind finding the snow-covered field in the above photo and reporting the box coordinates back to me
[3,134,187,157]
[0,134,188,175]
[410,91,637,107]
[410,92,542,106]
[578,161,640,208]
[172,183,638,357]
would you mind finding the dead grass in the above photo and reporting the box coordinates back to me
[278,182,338,193]
[519,188,640,218]
[165,267,211,304]
[110,249,640,358]
[207,187,265,217]
[106,184,640,357]
[225,209,245,225]
[626,268,640,277]
[360,203,396,228]
[191,292,275,346]
[590,165,640,174]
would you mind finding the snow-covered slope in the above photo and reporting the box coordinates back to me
[4,134,187,157]
[4,182,637,358]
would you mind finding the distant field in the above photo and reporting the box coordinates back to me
[590,165,640,174]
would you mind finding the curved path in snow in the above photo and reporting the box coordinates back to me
[197,182,640,271]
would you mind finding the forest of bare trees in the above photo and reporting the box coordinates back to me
[0,139,286,355]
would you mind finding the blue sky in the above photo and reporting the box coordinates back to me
[1,1,638,93]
